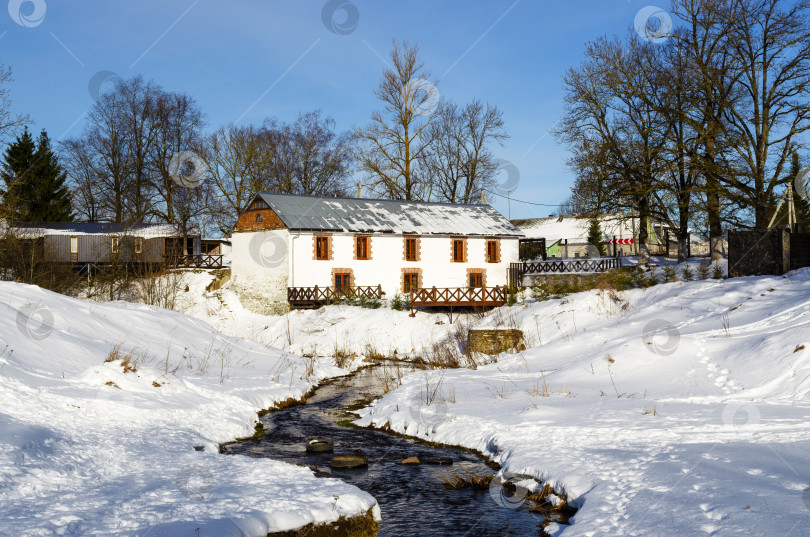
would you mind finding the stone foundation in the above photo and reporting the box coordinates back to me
[468,329,525,355]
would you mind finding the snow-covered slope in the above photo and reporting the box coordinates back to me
[0,282,378,537]
[356,270,810,536]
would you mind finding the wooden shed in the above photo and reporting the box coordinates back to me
[10,223,202,267]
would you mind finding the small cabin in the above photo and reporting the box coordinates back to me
[6,222,205,267]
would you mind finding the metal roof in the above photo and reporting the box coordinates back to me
[254,193,524,237]
[11,222,198,238]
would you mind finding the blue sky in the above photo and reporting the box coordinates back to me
[1,0,659,219]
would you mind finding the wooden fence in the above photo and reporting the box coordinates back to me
[288,285,383,307]
[166,254,224,269]
[509,258,622,287]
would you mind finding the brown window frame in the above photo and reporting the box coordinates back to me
[469,272,483,288]
[404,237,418,261]
[452,239,465,263]
[134,237,143,254]
[334,272,351,292]
[110,237,119,254]
[486,240,499,263]
[403,272,419,293]
[356,236,370,260]
[249,199,269,211]
[315,236,330,260]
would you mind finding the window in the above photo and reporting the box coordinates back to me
[70,237,78,254]
[356,236,369,260]
[111,237,119,254]
[334,272,351,292]
[315,236,330,260]
[135,238,143,254]
[249,199,269,211]
[486,240,499,263]
[452,239,465,262]
[403,272,419,293]
[469,272,483,288]
[405,237,418,261]
[256,214,263,223]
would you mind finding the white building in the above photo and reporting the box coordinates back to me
[231,193,523,312]
[513,214,681,258]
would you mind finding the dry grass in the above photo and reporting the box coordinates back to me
[105,344,137,373]
[440,468,493,489]
[525,483,577,524]
[373,361,404,394]
[794,344,805,353]
[362,341,386,362]
[332,341,357,369]
[526,374,550,398]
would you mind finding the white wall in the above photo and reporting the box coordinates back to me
[288,232,518,299]
[231,229,290,307]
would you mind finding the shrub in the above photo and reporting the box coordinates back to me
[681,265,695,281]
[662,265,677,282]
[696,260,711,280]
[712,263,724,279]
[506,286,518,306]
[390,293,410,311]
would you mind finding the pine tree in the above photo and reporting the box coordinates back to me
[587,217,607,256]
[1,127,37,222]
[1,128,73,222]
[31,130,73,222]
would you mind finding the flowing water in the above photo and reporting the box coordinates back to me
[223,364,551,536]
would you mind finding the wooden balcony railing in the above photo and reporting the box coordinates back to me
[409,286,507,317]
[287,285,383,307]
[166,254,224,269]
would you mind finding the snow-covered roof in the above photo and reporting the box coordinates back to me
[9,222,198,239]
[512,215,639,242]
[254,193,523,237]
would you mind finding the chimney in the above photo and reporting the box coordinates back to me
[480,188,488,204]
[356,181,363,198]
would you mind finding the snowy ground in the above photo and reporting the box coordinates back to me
[6,262,810,536]
[0,282,379,537]
[178,271,461,357]
[351,268,810,536]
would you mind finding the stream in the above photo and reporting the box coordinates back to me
[222,363,553,536]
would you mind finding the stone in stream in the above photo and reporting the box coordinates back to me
[305,438,334,453]
[330,455,368,469]
[401,456,420,465]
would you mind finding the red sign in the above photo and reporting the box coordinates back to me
[610,238,635,245]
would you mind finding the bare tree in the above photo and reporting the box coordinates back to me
[149,91,205,223]
[427,100,508,204]
[717,0,810,230]
[354,41,441,200]
[61,139,108,222]
[198,124,273,234]
[557,36,671,264]
[0,64,30,144]
[263,110,352,196]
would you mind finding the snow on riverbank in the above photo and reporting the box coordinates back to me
[353,270,810,536]
[178,271,458,357]
[0,282,379,537]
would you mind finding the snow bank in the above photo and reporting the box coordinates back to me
[0,282,378,537]
[354,270,810,536]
